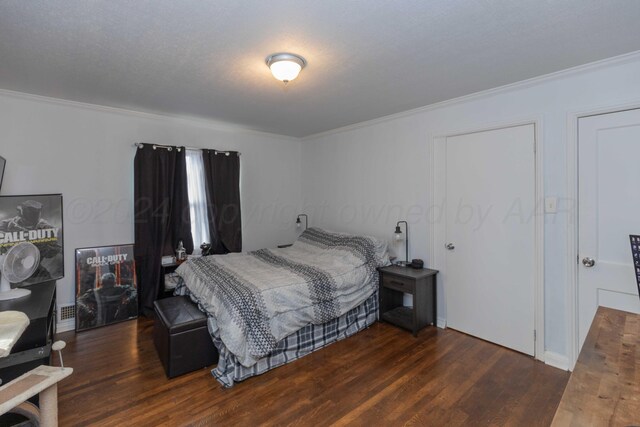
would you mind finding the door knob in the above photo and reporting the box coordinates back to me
[582,257,595,267]
[445,243,455,250]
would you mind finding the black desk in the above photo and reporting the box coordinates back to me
[0,281,56,383]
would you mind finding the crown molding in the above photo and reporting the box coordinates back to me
[301,49,640,141]
[0,87,299,142]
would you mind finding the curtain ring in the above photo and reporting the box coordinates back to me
[177,147,182,152]
[168,147,172,151]
[137,143,144,149]
[152,145,157,150]
[225,152,230,156]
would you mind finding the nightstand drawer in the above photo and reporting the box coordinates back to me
[382,275,415,293]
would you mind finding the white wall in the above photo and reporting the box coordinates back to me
[0,91,302,324]
[300,52,640,360]
[3,51,640,358]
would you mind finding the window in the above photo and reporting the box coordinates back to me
[185,149,210,253]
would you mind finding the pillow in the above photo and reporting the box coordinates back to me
[295,227,390,267]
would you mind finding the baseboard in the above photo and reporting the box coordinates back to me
[436,317,446,329]
[544,351,570,371]
[56,319,75,334]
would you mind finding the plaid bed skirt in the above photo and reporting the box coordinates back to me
[176,282,379,387]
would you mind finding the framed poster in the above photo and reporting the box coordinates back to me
[75,244,138,331]
[0,194,64,286]
[0,155,6,191]
[629,235,640,301]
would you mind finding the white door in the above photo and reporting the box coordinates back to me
[578,109,640,349]
[445,124,536,356]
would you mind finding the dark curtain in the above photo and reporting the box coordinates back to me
[134,144,193,316]
[202,150,242,253]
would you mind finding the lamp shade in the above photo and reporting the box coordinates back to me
[296,213,308,230]
[394,225,403,241]
[266,53,306,83]
[394,220,409,265]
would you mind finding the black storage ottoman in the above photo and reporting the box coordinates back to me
[153,296,219,378]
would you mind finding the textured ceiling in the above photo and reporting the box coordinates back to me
[1,1,639,137]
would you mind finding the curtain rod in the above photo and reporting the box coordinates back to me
[133,142,240,156]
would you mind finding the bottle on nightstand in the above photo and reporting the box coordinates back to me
[175,240,187,264]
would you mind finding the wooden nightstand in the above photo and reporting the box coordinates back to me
[378,265,438,336]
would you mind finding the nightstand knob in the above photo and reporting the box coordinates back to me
[445,243,455,250]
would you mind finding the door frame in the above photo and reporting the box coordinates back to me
[566,101,640,369]
[431,118,544,361]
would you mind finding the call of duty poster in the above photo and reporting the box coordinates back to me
[0,194,64,286]
[75,244,138,331]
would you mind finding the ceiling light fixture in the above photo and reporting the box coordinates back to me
[265,53,307,83]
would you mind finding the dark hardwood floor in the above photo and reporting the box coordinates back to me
[55,319,569,426]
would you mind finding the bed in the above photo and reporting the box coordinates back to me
[174,227,390,387]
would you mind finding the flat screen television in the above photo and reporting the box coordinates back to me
[0,155,5,192]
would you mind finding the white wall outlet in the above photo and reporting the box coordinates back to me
[545,197,558,214]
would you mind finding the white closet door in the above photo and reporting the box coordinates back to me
[445,124,536,356]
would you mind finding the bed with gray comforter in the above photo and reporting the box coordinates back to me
[175,227,389,387]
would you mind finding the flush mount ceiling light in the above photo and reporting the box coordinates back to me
[265,53,307,83]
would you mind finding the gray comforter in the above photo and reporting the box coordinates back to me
[176,227,389,367]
